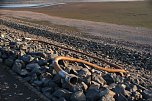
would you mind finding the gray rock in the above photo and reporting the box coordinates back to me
[142,89,152,99]
[100,94,115,101]
[24,76,31,82]
[1,53,8,59]
[19,43,27,50]
[42,87,54,96]
[92,73,106,86]
[0,58,3,63]
[20,69,28,76]
[37,59,48,66]
[19,55,33,63]
[53,74,62,84]
[147,98,152,101]
[78,68,91,77]
[70,91,86,101]
[33,80,43,86]
[103,74,114,84]
[0,51,2,57]
[48,80,58,88]
[50,54,58,59]
[19,50,26,56]
[26,63,41,72]
[80,75,91,85]
[113,84,126,95]
[4,58,14,67]
[108,83,117,90]
[9,42,17,48]
[62,80,82,92]
[115,93,128,101]
[81,82,88,91]
[28,52,47,58]
[12,59,23,74]
[131,85,138,92]
[89,81,100,90]
[132,91,142,100]
[86,89,100,101]
[58,97,67,101]
[52,89,72,100]
[99,87,109,97]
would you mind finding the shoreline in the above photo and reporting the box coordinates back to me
[0,0,145,8]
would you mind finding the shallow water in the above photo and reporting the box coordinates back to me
[0,3,65,8]
[0,0,144,8]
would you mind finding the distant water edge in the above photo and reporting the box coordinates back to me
[0,3,65,8]
[0,0,145,8]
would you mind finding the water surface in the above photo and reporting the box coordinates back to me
[0,0,144,8]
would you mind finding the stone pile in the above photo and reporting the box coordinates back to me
[0,25,152,101]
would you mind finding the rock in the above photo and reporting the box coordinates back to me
[19,55,33,63]
[0,58,3,63]
[132,91,142,100]
[108,83,117,90]
[19,50,26,56]
[86,89,100,101]
[99,87,110,97]
[62,80,82,92]
[103,74,114,84]
[37,59,48,66]
[53,74,62,85]
[100,92,115,101]
[142,89,152,99]
[113,84,126,95]
[9,42,17,48]
[78,68,91,77]
[33,80,43,86]
[50,54,58,59]
[1,53,8,59]
[12,59,23,74]
[80,75,91,85]
[81,82,88,91]
[58,97,67,101]
[26,63,41,71]
[92,73,106,86]
[147,98,152,101]
[89,81,100,90]
[70,91,86,101]
[4,58,14,67]
[24,76,32,82]
[52,89,72,100]
[42,87,54,95]
[28,52,47,58]
[0,51,2,57]
[20,69,28,76]
[131,85,138,92]
[19,43,27,50]
[116,93,128,101]
[48,80,58,88]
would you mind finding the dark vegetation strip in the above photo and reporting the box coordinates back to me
[0,19,152,70]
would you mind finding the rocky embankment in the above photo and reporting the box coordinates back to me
[0,17,152,101]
